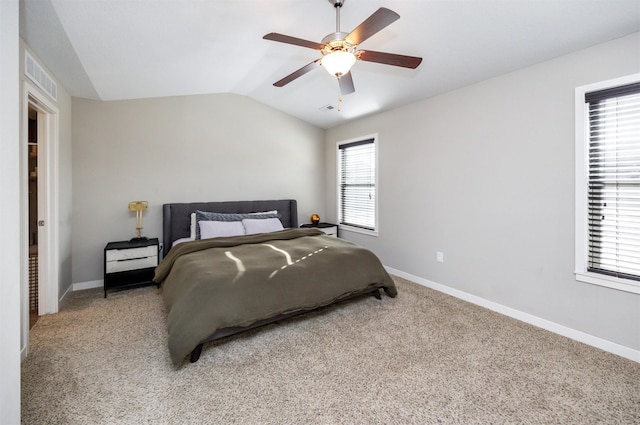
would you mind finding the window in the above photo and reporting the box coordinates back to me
[575,74,640,294]
[337,135,377,235]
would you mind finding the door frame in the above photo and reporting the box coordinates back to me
[21,81,59,358]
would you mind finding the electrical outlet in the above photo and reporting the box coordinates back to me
[436,251,444,263]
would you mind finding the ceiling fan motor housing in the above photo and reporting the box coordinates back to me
[321,32,355,55]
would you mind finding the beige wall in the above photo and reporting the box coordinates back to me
[71,93,325,284]
[325,33,640,353]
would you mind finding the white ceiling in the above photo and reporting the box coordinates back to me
[20,0,640,129]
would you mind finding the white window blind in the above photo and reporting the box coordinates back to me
[585,82,640,282]
[338,138,376,231]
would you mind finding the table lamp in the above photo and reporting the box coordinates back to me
[128,201,148,240]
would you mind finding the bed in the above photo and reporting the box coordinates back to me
[155,199,397,365]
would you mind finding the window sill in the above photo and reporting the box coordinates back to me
[575,271,640,295]
[339,224,378,237]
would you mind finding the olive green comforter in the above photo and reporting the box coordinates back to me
[154,228,397,365]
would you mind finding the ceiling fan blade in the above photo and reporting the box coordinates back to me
[263,33,325,51]
[345,7,400,46]
[357,50,422,69]
[338,71,355,95]
[273,59,322,87]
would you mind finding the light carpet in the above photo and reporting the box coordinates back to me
[22,277,640,424]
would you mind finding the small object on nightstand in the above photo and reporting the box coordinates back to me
[300,222,338,237]
[104,237,159,297]
[310,214,320,224]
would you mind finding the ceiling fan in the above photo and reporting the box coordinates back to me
[263,0,422,97]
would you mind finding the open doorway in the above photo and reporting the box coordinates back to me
[27,107,38,329]
[21,81,59,359]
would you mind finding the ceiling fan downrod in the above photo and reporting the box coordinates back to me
[333,1,344,33]
[322,0,352,50]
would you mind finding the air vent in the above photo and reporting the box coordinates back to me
[25,51,57,102]
[319,104,335,112]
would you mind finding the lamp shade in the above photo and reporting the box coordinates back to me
[128,201,148,211]
[321,51,356,77]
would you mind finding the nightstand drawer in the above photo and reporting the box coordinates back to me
[301,222,338,237]
[318,227,337,237]
[106,245,157,262]
[106,255,157,273]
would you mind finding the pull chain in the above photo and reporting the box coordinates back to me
[337,76,343,112]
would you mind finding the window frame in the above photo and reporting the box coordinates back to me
[336,134,379,237]
[575,73,640,295]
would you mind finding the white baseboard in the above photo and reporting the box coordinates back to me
[72,280,103,291]
[386,266,640,363]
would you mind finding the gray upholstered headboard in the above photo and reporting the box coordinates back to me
[162,199,298,257]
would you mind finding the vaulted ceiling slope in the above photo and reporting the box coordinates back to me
[20,0,640,129]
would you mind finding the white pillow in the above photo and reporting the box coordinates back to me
[172,237,194,248]
[242,217,284,235]
[198,220,246,239]
[191,210,278,239]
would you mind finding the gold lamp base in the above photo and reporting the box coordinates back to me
[129,236,149,242]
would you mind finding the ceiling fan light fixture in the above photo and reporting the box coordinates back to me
[321,50,356,77]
